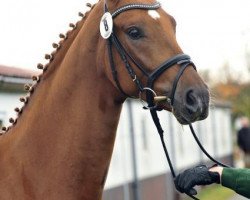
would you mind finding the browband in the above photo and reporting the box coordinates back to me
[112,2,161,18]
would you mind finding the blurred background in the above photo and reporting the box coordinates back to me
[0,0,249,199]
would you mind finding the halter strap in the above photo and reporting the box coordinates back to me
[112,34,149,77]
[146,54,196,107]
[107,38,129,96]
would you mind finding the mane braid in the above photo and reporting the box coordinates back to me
[0,2,97,135]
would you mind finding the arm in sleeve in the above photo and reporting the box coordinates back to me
[222,168,250,198]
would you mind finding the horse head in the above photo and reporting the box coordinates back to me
[97,0,209,124]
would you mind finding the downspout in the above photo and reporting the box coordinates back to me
[127,99,140,200]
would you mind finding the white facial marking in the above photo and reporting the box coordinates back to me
[148,10,160,20]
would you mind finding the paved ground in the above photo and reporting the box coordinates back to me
[228,194,249,200]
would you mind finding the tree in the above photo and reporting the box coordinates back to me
[233,84,250,119]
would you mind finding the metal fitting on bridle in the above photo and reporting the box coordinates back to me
[139,87,158,110]
[139,87,172,110]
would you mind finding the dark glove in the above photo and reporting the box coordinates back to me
[174,165,220,195]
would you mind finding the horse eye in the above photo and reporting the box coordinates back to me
[126,27,143,40]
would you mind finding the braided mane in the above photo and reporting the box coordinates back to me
[0,2,97,134]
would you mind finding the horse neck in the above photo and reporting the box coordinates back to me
[0,4,124,199]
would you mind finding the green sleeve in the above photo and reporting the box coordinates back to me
[221,168,250,199]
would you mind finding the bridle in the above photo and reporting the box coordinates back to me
[100,1,230,199]
[101,2,195,104]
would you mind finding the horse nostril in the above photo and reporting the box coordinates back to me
[181,87,209,122]
[186,90,196,106]
[185,89,199,114]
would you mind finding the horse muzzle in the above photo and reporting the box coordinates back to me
[172,86,210,124]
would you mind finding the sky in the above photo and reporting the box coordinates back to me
[0,0,250,79]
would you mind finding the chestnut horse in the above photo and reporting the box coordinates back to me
[0,0,209,199]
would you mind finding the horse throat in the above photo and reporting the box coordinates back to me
[0,4,124,200]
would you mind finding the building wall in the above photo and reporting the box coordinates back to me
[103,100,233,200]
[0,92,24,127]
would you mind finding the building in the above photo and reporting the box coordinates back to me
[0,65,34,128]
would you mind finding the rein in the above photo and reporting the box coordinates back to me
[100,2,230,199]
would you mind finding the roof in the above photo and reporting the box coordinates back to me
[0,65,38,92]
[0,65,37,79]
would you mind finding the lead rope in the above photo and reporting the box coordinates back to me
[150,109,199,200]
[150,108,231,200]
[189,124,230,168]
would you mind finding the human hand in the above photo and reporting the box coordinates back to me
[174,165,220,195]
